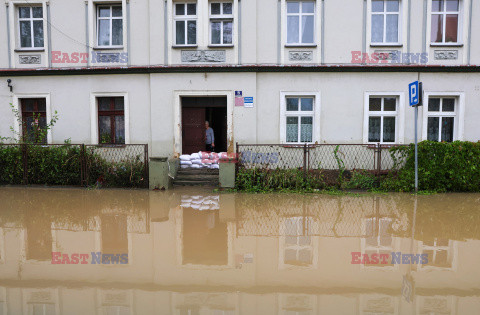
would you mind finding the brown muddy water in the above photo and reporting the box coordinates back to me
[0,187,479,315]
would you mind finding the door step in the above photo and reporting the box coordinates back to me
[174,168,219,186]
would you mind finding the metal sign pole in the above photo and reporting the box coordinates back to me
[415,105,418,193]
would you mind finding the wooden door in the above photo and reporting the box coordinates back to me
[182,107,205,154]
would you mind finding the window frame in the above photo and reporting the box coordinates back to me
[429,0,462,45]
[369,0,402,45]
[96,4,124,48]
[209,1,234,46]
[280,92,321,144]
[422,92,465,142]
[17,5,45,49]
[285,0,316,45]
[418,239,457,271]
[20,98,47,144]
[173,2,198,47]
[97,96,126,145]
[363,92,405,144]
[90,92,130,145]
[12,94,52,144]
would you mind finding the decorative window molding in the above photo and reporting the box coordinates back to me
[88,0,127,50]
[90,92,130,145]
[280,91,321,144]
[421,92,465,142]
[174,2,197,46]
[363,92,405,144]
[368,0,403,46]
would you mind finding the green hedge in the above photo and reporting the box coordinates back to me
[381,141,480,192]
[0,145,146,188]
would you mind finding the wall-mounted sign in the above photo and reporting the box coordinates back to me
[244,97,254,108]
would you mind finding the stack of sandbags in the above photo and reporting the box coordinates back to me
[179,151,231,169]
[180,195,220,210]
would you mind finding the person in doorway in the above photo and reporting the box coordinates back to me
[205,121,215,152]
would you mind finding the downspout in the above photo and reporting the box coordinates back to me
[164,0,168,65]
[85,1,90,67]
[277,0,281,64]
[6,3,11,68]
[467,0,473,64]
[238,0,241,65]
[47,3,52,67]
[422,0,427,56]
[127,0,131,66]
[407,0,411,64]
[321,0,325,64]
[362,0,367,65]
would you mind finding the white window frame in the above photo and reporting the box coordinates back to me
[17,5,44,49]
[418,239,457,271]
[96,4,124,48]
[422,92,465,141]
[285,0,316,45]
[361,217,399,270]
[173,2,197,47]
[280,92,321,144]
[363,92,405,144]
[12,93,53,144]
[209,1,234,46]
[369,0,402,45]
[90,92,130,145]
[429,0,463,45]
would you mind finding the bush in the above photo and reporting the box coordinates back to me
[344,170,378,190]
[380,141,480,192]
[0,145,146,188]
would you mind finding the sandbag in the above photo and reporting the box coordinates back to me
[179,155,191,161]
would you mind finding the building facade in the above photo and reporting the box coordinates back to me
[0,0,479,157]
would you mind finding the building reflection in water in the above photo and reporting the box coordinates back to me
[0,187,479,314]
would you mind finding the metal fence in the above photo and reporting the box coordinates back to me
[0,143,149,188]
[236,143,407,175]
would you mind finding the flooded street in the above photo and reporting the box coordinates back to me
[0,187,479,315]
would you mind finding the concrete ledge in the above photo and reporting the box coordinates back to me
[219,162,236,188]
[149,157,175,190]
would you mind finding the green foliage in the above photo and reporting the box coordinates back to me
[380,141,480,192]
[0,145,145,188]
[333,145,346,187]
[344,170,378,190]
[235,167,325,192]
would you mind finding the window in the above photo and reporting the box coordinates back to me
[102,306,130,315]
[431,0,460,43]
[18,6,44,48]
[97,5,123,47]
[174,3,197,45]
[97,97,125,144]
[21,98,47,144]
[421,238,453,268]
[210,2,233,45]
[367,96,398,143]
[286,1,315,44]
[283,217,313,267]
[285,97,314,143]
[28,304,55,315]
[426,97,457,142]
[363,217,393,267]
[371,0,400,44]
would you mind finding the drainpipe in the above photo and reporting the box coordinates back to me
[6,3,11,68]
[127,0,131,66]
[407,0,411,64]
[238,0,241,65]
[277,0,281,64]
[467,0,473,64]
[85,1,90,67]
[321,0,325,64]
[422,0,427,56]
[164,0,168,65]
[47,3,52,68]
[362,0,367,65]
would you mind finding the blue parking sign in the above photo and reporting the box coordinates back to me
[409,81,421,106]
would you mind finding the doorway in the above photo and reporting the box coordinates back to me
[181,97,227,154]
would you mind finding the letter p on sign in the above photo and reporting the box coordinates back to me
[409,81,422,106]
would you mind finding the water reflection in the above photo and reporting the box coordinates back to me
[0,187,479,314]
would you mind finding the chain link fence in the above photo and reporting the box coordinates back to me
[236,143,406,174]
[0,143,149,188]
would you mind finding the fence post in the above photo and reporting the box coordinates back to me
[22,143,28,185]
[303,143,307,179]
[376,143,382,176]
[80,144,86,186]
[144,144,149,188]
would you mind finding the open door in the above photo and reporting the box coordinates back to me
[182,107,205,154]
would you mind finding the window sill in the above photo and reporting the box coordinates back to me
[281,143,313,148]
[285,44,317,48]
[208,45,234,48]
[92,46,124,51]
[97,144,127,148]
[15,48,45,52]
[430,43,463,48]
[172,45,198,49]
[370,44,403,48]
[365,143,400,149]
